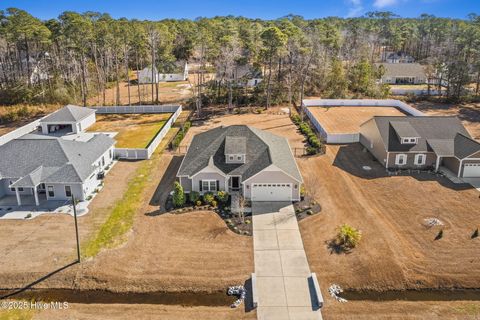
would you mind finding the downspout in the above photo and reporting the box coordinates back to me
[457,159,463,178]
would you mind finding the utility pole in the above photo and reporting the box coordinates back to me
[71,195,81,262]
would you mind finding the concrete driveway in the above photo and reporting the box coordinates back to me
[252,202,322,320]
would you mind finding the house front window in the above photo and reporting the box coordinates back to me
[201,180,217,192]
[47,186,55,197]
[414,154,426,166]
[395,154,407,166]
[65,186,72,197]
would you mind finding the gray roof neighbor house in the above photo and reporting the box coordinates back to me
[0,133,115,187]
[40,104,96,123]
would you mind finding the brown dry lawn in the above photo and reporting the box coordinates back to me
[410,101,480,140]
[298,144,480,292]
[87,113,172,148]
[182,108,305,150]
[306,106,405,134]
[32,303,255,320]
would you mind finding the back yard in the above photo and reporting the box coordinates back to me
[87,113,172,148]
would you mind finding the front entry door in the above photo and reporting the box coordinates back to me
[231,177,240,191]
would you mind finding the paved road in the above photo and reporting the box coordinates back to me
[252,202,323,320]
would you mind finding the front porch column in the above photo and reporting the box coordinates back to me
[435,156,441,172]
[33,186,39,206]
[15,188,21,206]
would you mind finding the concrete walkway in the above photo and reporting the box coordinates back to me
[252,202,322,320]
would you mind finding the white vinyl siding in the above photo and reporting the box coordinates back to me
[395,154,407,166]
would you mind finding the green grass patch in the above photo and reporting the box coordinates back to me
[453,303,480,315]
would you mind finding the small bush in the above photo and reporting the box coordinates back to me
[309,136,321,148]
[291,114,301,125]
[306,147,318,155]
[216,191,229,204]
[172,181,186,208]
[336,224,362,249]
[195,200,202,207]
[211,200,218,208]
[306,210,313,215]
[25,213,32,219]
[189,191,200,204]
[203,192,215,205]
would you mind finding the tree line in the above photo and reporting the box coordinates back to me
[0,8,479,110]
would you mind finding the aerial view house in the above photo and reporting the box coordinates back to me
[176,125,303,201]
[359,116,480,178]
[39,104,96,135]
[376,63,427,84]
[0,105,116,206]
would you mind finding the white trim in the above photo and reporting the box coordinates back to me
[414,154,426,166]
[395,154,407,166]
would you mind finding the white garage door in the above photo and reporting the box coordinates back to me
[463,163,480,178]
[251,183,292,202]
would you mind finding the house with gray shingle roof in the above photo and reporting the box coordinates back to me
[376,63,427,85]
[0,105,116,207]
[177,125,303,202]
[39,104,96,135]
[359,116,480,178]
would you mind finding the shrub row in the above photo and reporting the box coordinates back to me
[171,120,191,149]
[291,114,322,155]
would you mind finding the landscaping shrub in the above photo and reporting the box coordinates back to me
[172,181,186,208]
[203,192,215,205]
[291,114,301,125]
[306,147,318,155]
[195,200,202,207]
[336,224,362,249]
[216,191,229,204]
[211,200,218,208]
[309,136,321,148]
[189,191,200,204]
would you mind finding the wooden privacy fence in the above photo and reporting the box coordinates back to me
[92,105,182,160]
[302,99,425,144]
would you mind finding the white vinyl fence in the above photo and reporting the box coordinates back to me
[0,118,42,146]
[302,99,425,144]
[391,88,443,96]
[93,105,182,160]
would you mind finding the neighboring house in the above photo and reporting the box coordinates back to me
[39,104,96,135]
[376,63,427,85]
[384,51,415,64]
[359,116,480,178]
[137,63,188,84]
[176,125,303,202]
[216,64,263,88]
[0,133,115,206]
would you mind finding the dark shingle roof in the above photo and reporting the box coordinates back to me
[0,133,114,185]
[177,125,302,182]
[376,63,426,78]
[390,121,419,138]
[40,105,95,123]
[370,116,480,159]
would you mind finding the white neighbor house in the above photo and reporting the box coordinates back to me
[0,105,115,206]
[138,63,189,84]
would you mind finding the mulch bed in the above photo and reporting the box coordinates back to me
[294,196,322,221]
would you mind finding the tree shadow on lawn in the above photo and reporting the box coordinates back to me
[333,143,473,191]
[146,155,184,216]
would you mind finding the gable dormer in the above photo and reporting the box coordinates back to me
[224,136,246,164]
[390,121,420,145]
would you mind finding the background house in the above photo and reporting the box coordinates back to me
[177,125,303,202]
[359,116,480,178]
[376,63,427,84]
[384,51,415,63]
[216,64,263,88]
[137,62,188,84]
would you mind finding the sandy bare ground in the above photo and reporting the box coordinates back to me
[306,106,405,134]
[182,109,306,150]
[298,144,480,294]
[410,101,480,139]
[33,303,255,320]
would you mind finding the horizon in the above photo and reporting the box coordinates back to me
[1,0,478,21]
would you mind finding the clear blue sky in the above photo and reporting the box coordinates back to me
[1,0,478,20]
